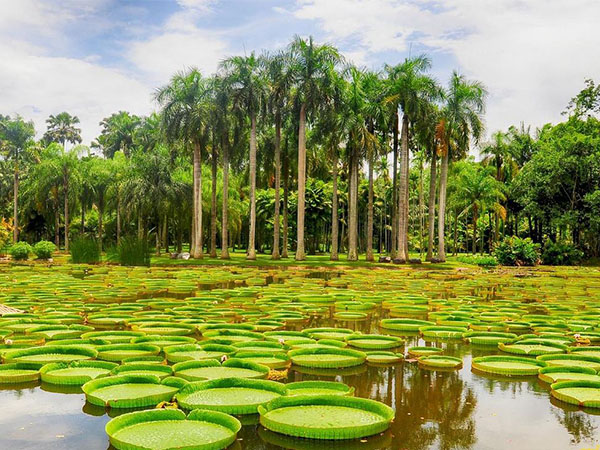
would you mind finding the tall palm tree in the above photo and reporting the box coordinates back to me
[289,35,342,260]
[156,68,210,259]
[0,116,35,242]
[340,67,378,261]
[385,56,440,261]
[94,111,141,158]
[454,162,505,254]
[221,53,266,260]
[481,131,509,244]
[262,51,292,260]
[437,71,487,261]
[211,76,232,259]
[44,112,82,149]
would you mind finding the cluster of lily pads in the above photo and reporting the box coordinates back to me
[0,263,599,448]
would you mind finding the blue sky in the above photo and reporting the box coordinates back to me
[1,0,599,145]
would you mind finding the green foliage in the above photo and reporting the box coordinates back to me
[542,241,584,266]
[494,236,539,266]
[9,242,32,260]
[456,254,498,267]
[70,237,101,264]
[117,236,150,267]
[33,240,56,259]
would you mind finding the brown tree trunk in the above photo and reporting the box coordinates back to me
[13,165,18,243]
[64,173,70,252]
[366,154,374,261]
[81,197,85,235]
[295,103,307,260]
[282,135,289,258]
[426,153,437,260]
[330,150,339,261]
[116,193,121,246]
[163,214,168,253]
[192,140,203,258]
[272,110,281,260]
[390,113,398,258]
[210,141,218,258]
[221,135,230,259]
[397,114,409,261]
[437,150,449,261]
[247,112,257,260]
[418,156,424,258]
[347,144,358,261]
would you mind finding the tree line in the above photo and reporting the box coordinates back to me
[1,37,599,261]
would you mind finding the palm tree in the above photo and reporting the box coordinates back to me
[289,35,342,260]
[455,162,505,254]
[481,131,509,244]
[211,76,232,259]
[44,112,82,149]
[156,68,210,259]
[221,53,266,260]
[338,67,379,261]
[0,116,35,242]
[88,157,113,251]
[262,51,292,260]
[94,111,141,158]
[385,56,440,261]
[437,71,487,261]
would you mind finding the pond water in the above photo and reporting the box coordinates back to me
[0,264,599,449]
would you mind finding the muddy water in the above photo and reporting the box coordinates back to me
[1,268,600,449]
[1,337,598,449]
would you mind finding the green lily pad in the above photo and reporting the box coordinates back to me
[106,408,241,450]
[40,360,117,385]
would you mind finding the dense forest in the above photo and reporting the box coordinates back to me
[1,37,599,262]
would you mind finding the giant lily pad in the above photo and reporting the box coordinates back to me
[106,408,241,450]
[258,395,394,440]
[288,347,366,369]
[40,360,117,385]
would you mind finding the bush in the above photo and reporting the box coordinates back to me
[9,242,32,261]
[33,241,56,260]
[117,236,150,267]
[542,241,584,266]
[457,255,498,267]
[70,237,101,264]
[494,236,540,266]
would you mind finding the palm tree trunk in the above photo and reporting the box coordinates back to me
[453,213,458,256]
[390,113,398,258]
[13,164,18,243]
[163,214,168,253]
[98,202,104,252]
[54,204,60,248]
[210,142,218,258]
[221,135,230,259]
[156,216,161,256]
[330,150,339,261]
[272,110,281,260]
[418,156,424,258]
[347,145,358,261]
[296,103,307,260]
[366,154,374,261]
[81,196,85,235]
[282,135,289,258]
[397,113,409,261]
[116,192,121,246]
[64,173,69,252]
[247,112,257,260]
[138,210,143,239]
[426,152,437,260]
[192,140,203,258]
[472,211,478,254]
[437,150,449,261]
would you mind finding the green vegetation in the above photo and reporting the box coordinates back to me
[8,242,32,260]
[1,37,599,266]
[32,240,56,259]
[70,236,101,263]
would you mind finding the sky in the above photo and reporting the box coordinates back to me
[1,0,599,146]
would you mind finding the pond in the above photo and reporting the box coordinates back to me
[0,263,599,449]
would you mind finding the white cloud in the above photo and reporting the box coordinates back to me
[293,0,600,136]
[0,42,152,145]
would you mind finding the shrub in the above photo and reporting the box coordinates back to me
[0,218,13,256]
[494,236,540,266]
[9,242,32,261]
[542,241,584,266]
[457,255,498,267]
[70,237,101,264]
[33,241,56,260]
[117,236,150,267]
